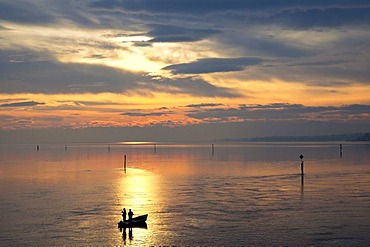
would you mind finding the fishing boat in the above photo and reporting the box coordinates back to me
[118,214,148,228]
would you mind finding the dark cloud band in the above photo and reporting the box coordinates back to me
[163,57,263,74]
[0,101,45,107]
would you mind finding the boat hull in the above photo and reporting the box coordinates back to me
[118,214,148,229]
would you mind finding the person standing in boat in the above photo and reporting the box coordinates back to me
[128,209,134,222]
[122,208,127,221]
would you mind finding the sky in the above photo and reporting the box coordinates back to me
[0,0,370,142]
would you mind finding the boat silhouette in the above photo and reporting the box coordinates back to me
[118,214,148,229]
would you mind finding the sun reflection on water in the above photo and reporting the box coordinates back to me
[117,168,158,211]
[115,168,162,244]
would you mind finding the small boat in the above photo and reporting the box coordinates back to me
[118,214,148,229]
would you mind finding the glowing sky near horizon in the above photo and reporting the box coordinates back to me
[0,0,369,134]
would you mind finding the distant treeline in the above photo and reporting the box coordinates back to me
[220,132,370,142]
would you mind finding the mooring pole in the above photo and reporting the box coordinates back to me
[299,154,304,176]
[340,144,343,158]
[301,161,304,175]
[301,173,304,186]
[124,155,127,172]
[37,145,39,151]
[108,145,110,152]
[212,144,215,155]
[154,144,157,153]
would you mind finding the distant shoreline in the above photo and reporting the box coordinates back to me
[217,132,370,142]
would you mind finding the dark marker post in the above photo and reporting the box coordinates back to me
[299,154,304,186]
[340,144,343,158]
[299,154,304,176]
[212,144,215,155]
[65,144,67,152]
[123,155,127,172]
[108,145,111,152]
[154,144,157,153]
[37,145,39,151]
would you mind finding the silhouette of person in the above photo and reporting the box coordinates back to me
[128,209,134,222]
[122,208,126,221]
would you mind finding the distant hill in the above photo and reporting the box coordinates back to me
[219,132,370,142]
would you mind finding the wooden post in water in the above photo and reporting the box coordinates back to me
[37,145,39,151]
[299,154,304,185]
[108,145,111,152]
[212,144,215,155]
[65,144,67,152]
[299,154,304,176]
[123,155,127,172]
[154,144,157,153]
[340,144,343,158]
[301,173,304,186]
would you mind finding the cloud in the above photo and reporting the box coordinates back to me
[0,1,96,27]
[2,1,369,85]
[62,101,121,106]
[163,57,263,74]
[0,49,239,97]
[0,115,11,121]
[341,104,370,113]
[146,24,221,43]
[235,35,313,58]
[0,24,11,30]
[12,119,34,125]
[3,1,370,31]
[0,1,56,24]
[138,77,242,98]
[186,103,370,123]
[85,54,107,59]
[0,58,138,94]
[91,1,370,15]
[185,103,224,108]
[239,103,304,110]
[90,0,370,33]
[0,101,45,107]
[269,7,370,29]
[1,0,369,136]
[121,111,170,117]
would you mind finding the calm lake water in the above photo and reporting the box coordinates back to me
[0,142,369,246]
